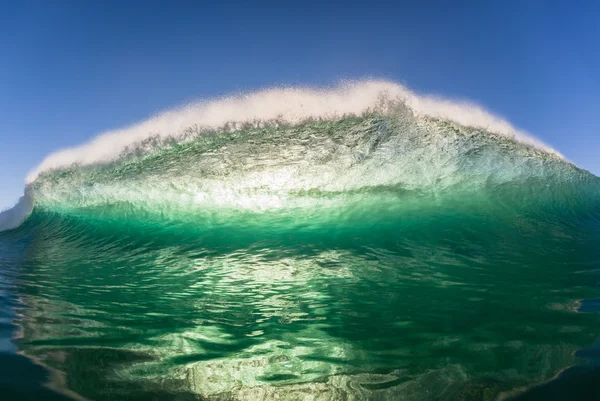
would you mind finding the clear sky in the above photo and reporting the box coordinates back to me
[1,0,598,210]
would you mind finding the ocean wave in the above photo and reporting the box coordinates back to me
[2,81,596,233]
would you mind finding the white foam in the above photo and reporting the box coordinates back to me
[25,80,560,184]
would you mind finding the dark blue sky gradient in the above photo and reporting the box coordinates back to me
[1,0,598,209]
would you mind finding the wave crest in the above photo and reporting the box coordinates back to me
[26,80,560,184]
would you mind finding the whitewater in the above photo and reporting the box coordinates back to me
[1,80,600,401]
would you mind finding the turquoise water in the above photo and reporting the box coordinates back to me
[1,96,600,400]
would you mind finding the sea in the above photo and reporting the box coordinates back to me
[1,81,599,400]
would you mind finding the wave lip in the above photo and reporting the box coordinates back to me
[0,193,33,233]
[25,80,561,184]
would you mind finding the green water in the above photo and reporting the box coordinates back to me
[1,112,600,400]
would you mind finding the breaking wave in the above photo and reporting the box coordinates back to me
[2,80,592,233]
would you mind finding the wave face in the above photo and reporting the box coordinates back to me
[1,81,600,400]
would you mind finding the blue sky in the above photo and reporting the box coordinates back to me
[1,0,598,210]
